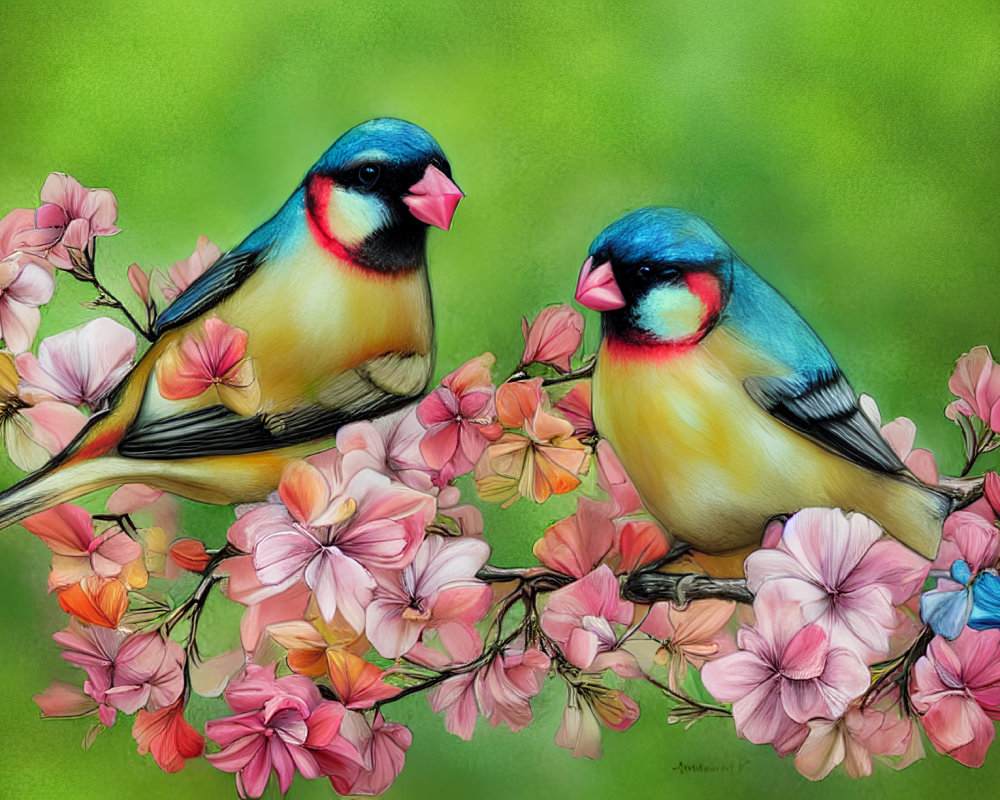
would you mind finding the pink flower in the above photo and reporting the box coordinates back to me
[880,417,938,484]
[0,255,54,353]
[15,317,136,410]
[33,679,99,719]
[948,346,1000,433]
[793,697,924,780]
[553,380,594,437]
[0,207,61,258]
[22,503,145,592]
[365,534,492,658]
[0,351,86,470]
[53,621,185,725]
[475,644,551,732]
[744,508,929,659]
[327,711,412,796]
[701,585,870,756]
[533,497,615,579]
[475,378,589,507]
[417,353,502,481]
[229,451,434,631]
[36,172,120,270]
[206,663,358,798]
[133,699,205,773]
[555,678,639,759]
[986,471,1000,517]
[160,235,222,301]
[540,565,638,676]
[909,627,1000,767]
[156,316,260,416]
[932,509,1000,574]
[520,304,584,372]
[629,599,736,690]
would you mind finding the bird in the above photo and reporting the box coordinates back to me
[0,117,464,529]
[574,207,953,576]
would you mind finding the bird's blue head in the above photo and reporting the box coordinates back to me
[576,208,735,350]
[303,118,463,271]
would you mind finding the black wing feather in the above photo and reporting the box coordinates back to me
[118,393,414,460]
[744,371,905,475]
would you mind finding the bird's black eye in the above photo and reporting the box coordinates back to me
[357,163,380,187]
[637,265,653,280]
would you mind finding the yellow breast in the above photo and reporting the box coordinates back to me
[592,328,939,556]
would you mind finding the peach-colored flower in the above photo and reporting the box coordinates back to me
[22,503,146,592]
[520,304,584,373]
[133,699,205,773]
[555,678,639,760]
[0,255,54,353]
[156,316,260,415]
[629,599,736,690]
[475,379,589,507]
[325,650,401,708]
[57,576,130,628]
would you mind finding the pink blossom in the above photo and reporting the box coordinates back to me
[475,644,551,732]
[156,316,260,416]
[417,353,502,481]
[986,471,1000,517]
[22,503,144,592]
[744,508,929,659]
[133,699,205,773]
[629,599,736,690]
[880,416,938,484]
[0,255,54,353]
[910,627,1000,766]
[327,711,412,796]
[554,381,594,437]
[932,509,1000,574]
[36,172,120,270]
[15,317,135,410]
[160,235,222,301]
[948,346,1000,433]
[540,565,638,676]
[701,585,870,756]
[520,304,585,372]
[366,534,492,658]
[794,697,924,780]
[533,497,615,579]
[555,680,639,759]
[427,670,479,740]
[228,451,434,631]
[33,679,99,719]
[0,207,61,257]
[53,621,185,726]
[206,663,359,798]
[0,351,86,470]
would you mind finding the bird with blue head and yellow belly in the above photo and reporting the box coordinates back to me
[576,207,954,576]
[0,117,463,529]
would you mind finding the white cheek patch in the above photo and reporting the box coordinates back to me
[636,284,705,341]
[327,186,393,246]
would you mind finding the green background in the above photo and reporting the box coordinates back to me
[1,1,998,798]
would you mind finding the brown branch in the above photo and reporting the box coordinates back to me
[622,571,754,606]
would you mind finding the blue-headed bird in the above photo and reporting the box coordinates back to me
[575,207,954,575]
[0,118,463,528]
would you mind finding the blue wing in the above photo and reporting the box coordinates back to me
[727,261,905,475]
[152,246,266,335]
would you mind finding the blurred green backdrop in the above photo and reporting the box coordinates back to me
[1,1,998,798]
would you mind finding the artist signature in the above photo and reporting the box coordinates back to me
[672,759,750,776]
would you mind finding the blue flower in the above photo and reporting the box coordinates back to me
[920,560,974,640]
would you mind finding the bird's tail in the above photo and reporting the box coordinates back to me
[0,458,134,530]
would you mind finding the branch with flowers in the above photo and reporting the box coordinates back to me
[2,174,1000,794]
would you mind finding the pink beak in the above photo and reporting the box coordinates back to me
[575,257,626,311]
[403,164,464,230]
